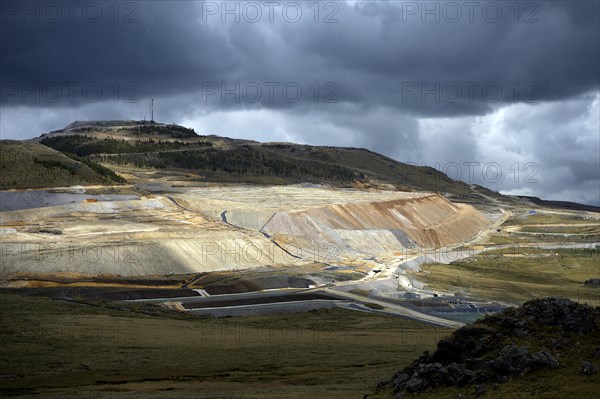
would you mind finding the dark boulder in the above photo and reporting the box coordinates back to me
[532,350,560,368]
[580,361,597,375]
[489,344,533,376]
[583,278,600,287]
[474,384,486,397]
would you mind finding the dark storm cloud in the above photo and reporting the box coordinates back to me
[1,0,598,114]
[0,0,598,205]
[283,0,599,115]
[1,1,240,105]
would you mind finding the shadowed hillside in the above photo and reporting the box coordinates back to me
[0,140,125,189]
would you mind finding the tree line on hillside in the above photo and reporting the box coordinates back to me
[96,147,359,182]
[40,135,211,157]
[125,124,199,138]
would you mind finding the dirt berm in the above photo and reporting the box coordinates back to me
[261,194,489,257]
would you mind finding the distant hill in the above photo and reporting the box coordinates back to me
[34,120,506,202]
[0,140,125,189]
[11,120,591,210]
[38,120,252,146]
[516,196,600,212]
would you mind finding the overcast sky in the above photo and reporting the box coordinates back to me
[1,1,598,205]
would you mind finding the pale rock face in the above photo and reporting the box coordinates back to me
[0,186,489,277]
[261,193,489,257]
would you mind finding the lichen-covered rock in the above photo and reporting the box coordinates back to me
[489,344,533,376]
[446,362,475,386]
[474,384,486,397]
[518,298,597,334]
[532,350,560,368]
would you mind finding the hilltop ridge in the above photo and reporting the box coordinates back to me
[25,120,505,203]
[3,120,594,212]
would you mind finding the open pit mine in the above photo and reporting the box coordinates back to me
[0,121,514,326]
[2,121,598,399]
[1,186,489,278]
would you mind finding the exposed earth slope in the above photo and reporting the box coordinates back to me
[0,186,489,277]
[260,193,489,255]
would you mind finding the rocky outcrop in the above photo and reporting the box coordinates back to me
[584,278,600,287]
[377,298,599,397]
[580,361,597,375]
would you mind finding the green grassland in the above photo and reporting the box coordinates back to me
[486,235,529,245]
[0,293,449,398]
[415,248,600,304]
[520,225,600,234]
[0,140,124,189]
[497,231,600,244]
[506,212,598,226]
[486,211,600,244]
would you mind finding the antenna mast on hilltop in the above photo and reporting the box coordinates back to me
[151,98,154,122]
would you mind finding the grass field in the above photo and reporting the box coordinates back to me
[0,293,450,398]
[505,212,598,226]
[486,235,528,245]
[0,140,124,189]
[483,210,599,245]
[414,248,600,304]
[501,232,600,243]
[519,225,600,234]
